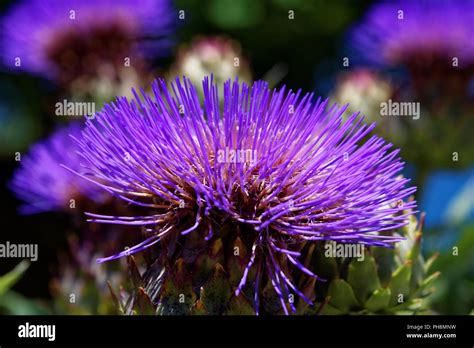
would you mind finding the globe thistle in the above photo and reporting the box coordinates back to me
[351,0,474,68]
[10,123,107,214]
[1,0,175,85]
[69,76,417,314]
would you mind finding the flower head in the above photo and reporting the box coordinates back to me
[10,123,107,214]
[1,0,175,82]
[351,0,474,68]
[70,76,416,314]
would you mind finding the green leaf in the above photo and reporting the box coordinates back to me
[372,246,396,287]
[419,271,440,293]
[347,256,381,303]
[107,281,123,314]
[364,287,391,313]
[327,279,359,313]
[296,277,316,313]
[424,252,439,274]
[407,231,422,263]
[155,260,195,315]
[200,263,232,315]
[193,239,223,287]
[311,243,339,280]
[156,277,196,315]
[226,237,249,287]
[392,298,423,314]
[226,295,255,315]
[0,260,30,297]
[0,290,50,315]
[135,287,156,315]
[407,229,425,292]
[319,304,345,315]
[127,256,143,289]
[389,262,412,307]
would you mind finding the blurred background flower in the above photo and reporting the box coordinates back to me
[1,0,176,85]
[7,121,142,314]
[168,36,251,98]
[1,0,177,121]
[9,123,108,214]
[330,68,405,141]
[348,0,474,172]
[351,0,474,69]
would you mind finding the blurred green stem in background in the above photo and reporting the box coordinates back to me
[0,260,50,314]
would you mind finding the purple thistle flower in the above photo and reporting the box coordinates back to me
[69,76,417,314]
[1,0,175,80]
[351,0,474,68]
[10,123,107,214]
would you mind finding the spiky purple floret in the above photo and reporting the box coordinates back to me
[351,0,474,66]
[70,75,417,314]
[10,123,107,214]
[1,0,175,77]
